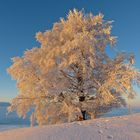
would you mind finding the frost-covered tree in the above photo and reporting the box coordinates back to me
[7,10,140,125]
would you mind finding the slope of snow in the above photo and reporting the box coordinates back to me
[0,113,140,140]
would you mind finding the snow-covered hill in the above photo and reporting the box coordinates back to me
[0,102,30,125]
[0,102,10,106]
[0,113,140,140]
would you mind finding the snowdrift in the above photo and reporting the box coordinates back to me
[0,113,140,140]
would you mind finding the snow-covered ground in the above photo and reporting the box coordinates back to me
[0,113,140,140]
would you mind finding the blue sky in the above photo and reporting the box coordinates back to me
[0,0,140,106]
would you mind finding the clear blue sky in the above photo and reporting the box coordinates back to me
[0,0,140,106]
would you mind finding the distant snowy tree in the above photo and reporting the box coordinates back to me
[7,10,140,125]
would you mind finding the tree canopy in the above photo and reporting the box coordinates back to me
[7,9,140,125]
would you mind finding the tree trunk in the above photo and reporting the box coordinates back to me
[81,110,86,120]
